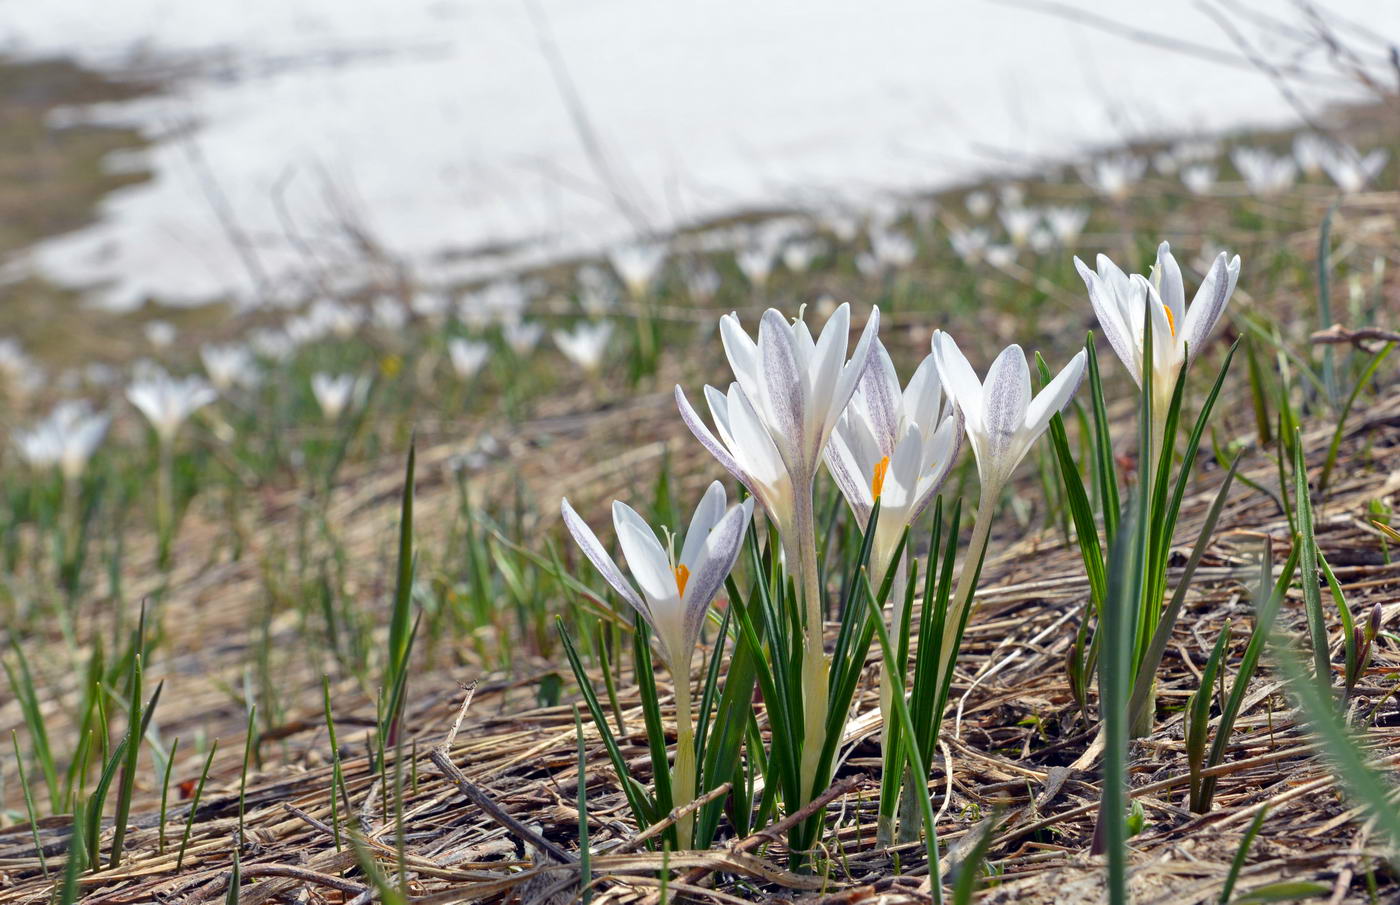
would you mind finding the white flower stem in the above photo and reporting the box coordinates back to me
[672,668,696,849]
[794,489,829,805]
[157,438,174,570]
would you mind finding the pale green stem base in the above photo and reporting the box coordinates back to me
[672,673,696,850]
[794,492,829,806]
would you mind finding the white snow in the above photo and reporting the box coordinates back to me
[2,0,1395,309]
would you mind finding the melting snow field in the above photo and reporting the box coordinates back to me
[2,0,1398,309]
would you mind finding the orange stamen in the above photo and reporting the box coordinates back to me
[871,455,891,500]
[674,563,690,597]
[1162,304,1176,338]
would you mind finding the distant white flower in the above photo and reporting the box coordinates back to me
[1080,154,1147,201]
[985,245,1017,269]
[0,338,37,390]
[1044,206,1089,245]
[144,320,177,349]
[311,299,363,338]
[1028,226,1055,255]
[372,297,409,331]
[1152,149,1179,175]
[553,321,613,373]
[686,264,722,303]
[949,227,990,264]
[782,240,822,273]
[310,373,369,421]
[998,184,1025,208]
[15,401,109,480]
[998,207,1040,247]
[868,229,917,270]
[410,291,450,321]
[1180,164,1217,196]
[1231,147,1296,196]
[610,242,668,298]
[283,312,328,347]
[248,328,295,361]
[931,331,1086,493]
[1293,133,1329,177]
[1173,139,1219,164]
[447,338,491,379]
[200,343,259,391]
[820,209,862,242]
[127,369,217,443]
[906,197,938,231]
[1320,144,1388,194]
[964,190,994,219]
[736,246,775,289]
[502,321,544,356]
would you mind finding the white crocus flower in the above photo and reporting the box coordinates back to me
[447,338,491,379]
[610,242,668,298]
[998,207,1040,247]
[127,369,218,444]
[1293,133,1329,177]
[1075,241,1240,397]
[686,265,722,303]
[826,342,962,580]
[1320,144,1388,195]
[869,229,917,270]
[932,332,1085,497]
[1044,207,1089,245]
[1180,164,1217,196]
[736,247,775,290]
[930,330,1086,679]
[561,482,753,849]
[552,321,613,373]
[310,373,369,421]
[949,227,990,264]
[144,320,177,349]
[964,190,994,219]
[1081,154,1147,201]
[782,240,821,273]
[372,297,409,331]
[15,401,110,481]
[200,343,258,391]
[1231,147,1296,196]
[677,301,879,801]
[502,321,544,356]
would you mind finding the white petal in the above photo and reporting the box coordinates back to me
[1152,241,1186,326]
[1023,349,1088,438]
[809,302,851,422]
[757,308,810,475]
[676,385,746,488]
[979,344,1031,478]
[931,331,983,432]
[561,498,646,615]
[720,313,761,400]
[824,427,874,522]
[827,306,880,440]
[1076,256,1139,386]
[679,499,753,652]
[613,501,678,604]
[679,481,728,569]
[857,340,902,457]
[1181,252,1239,365]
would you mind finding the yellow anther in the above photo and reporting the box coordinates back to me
[674,564,690,597]
[1162,304,1176,338]
[871,456,891,500]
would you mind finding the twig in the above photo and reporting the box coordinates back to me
[428,745,577,864]
[1310,324,1400,350]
